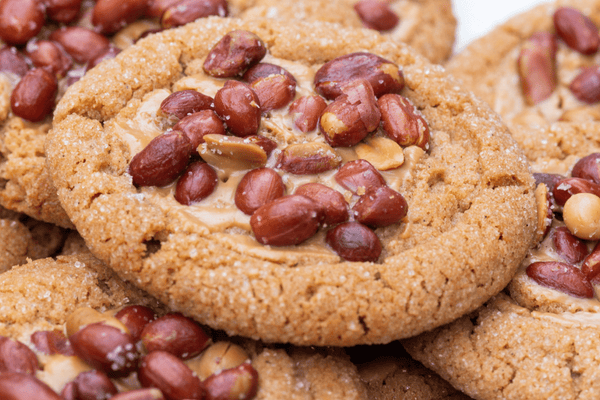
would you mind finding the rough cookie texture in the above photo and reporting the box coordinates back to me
[46,17,537,346]
[404,293,600,400]
[445,0,600,167]
[234,0,456,63]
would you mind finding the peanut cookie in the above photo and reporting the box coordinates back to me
[445,0,600,169]
[233,0,456,63]
[403,152,600,400]
[46,17,537,346]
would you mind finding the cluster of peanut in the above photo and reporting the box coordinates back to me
[518,6,600,106]
[0,0,228,122]
[128,29,430,262]
[529,153,600,298]
[0,304,258,400]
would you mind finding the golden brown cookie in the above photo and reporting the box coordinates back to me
[46,17,537,346]
[233,0,456,63]
[446,0,600,169]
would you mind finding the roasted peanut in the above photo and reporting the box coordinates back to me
[45,0,83,24]
[160,90,214,120]
[173,110,226,152]
[92,0,149,34]
[533,172,564,193]
[30,330,75,356]
[353,185,407,227]
[235,167,285,215]
[582,241,600,281]
[569,66,600,104]
[141,313,210,360]
[314,52,404,99]
[571,153,600,184]
[175,161,218,205]
[563,192,600,240]
[0,336,39,375]
[189,342,249,380]
[203,30,266,78]
[146,0,182,18]
[213,80,261,137]
[245,135,277,156]
[50,27,111,64]
[378,94,429,150]
[0,0,44,45]
[0,46,30,77]
[139,351,205,400]
[129,131,193,187]
[69,323,139,377]
[242,62,296,84]
[295,182,349,226]
[250,74,296,112]
[70,370,118,400]
[199,134,267,171]
[518,32,557,105]
[552,226,588,264]
[355,136,404,170]
[354,0,399,31]
[66,307,129,337]
[326,222,381,262]
[115,305,157,342]
[553,177,600,206]
[277,142,341,174]
[334,159,386,195]
[203,363,259,400]
[526,261,594,298]
[0,372,62,400]
[554,7,600,55]
[162,0,228,28]
[26,40,73,78]
[289,95,327,133]
[250,195,321,246]
[10,68,58,122]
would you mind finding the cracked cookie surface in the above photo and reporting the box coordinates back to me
[46,17,536,346]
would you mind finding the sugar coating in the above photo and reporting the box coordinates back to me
[46,17,537,346]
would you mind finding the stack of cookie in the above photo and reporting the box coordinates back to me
[2,0,588,399]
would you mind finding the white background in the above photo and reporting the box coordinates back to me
[453,0,552,53]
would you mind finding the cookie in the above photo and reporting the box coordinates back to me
[46,17,537,346]
[403,151,600,399]
[445,0,600,169]
[232,0,456,63]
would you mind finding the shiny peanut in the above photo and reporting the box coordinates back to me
[354,136,404,170]
[242,62,296,84]
[289,95,328,133]
[175,161,218,205]
[334,159,386,195]
[552,226,588,264]
[250,195,321,246]
[235,167,285,215]
[571,153,600,184]
[0,46,29,77]
[553,177,600,206]
[26,40,73,78]
[353,185,407,227]
[30,330,75,356]
[141,313,210,360]
[203,30,266,78]
[0,372,62,400]
[160,90,214,120]
[129,131,193,187]
[554,7,600,55]
[277,142,341,174]
[518,32,557,105]
[204,363,259,400]
[71,370,118,400]
[569,66,600,104]
[115,305,157,342]
[295,182,349,226]
[10,68,58,122]
[354,0,399,31]
[92,0,149,34]
[69,323,139,377]
[0,0,44,45]
[139,350,205,400]
[199,134,267,171]
[173,110,226,152]
[45,0,83,24]
[190,342,249,380]
[526,261,594,298]
[326,222,381,262]
[378,94,430,150]
[0,336,39,375]
[162,0,228,28]
[213,80,261,137]
[314,52,404,99]
[563,192,600,240]
[251,74,296,112]
[50,27,111,64]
